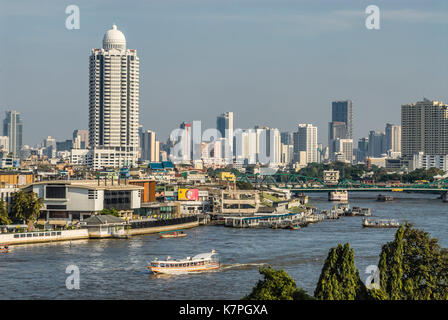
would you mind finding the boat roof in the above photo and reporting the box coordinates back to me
[152,251,216,263]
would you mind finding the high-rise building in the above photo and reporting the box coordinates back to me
[333,138,353,164]
[356,137,369,163]
[217,112,234,157]
[3,110,23,156]
[401,99,448,158]
[140,129,159,162]
[88,25,139,168]
[332,100,353,139]
[72,129,89,149]
[385,123,401,157]
[0,136,9,153]
[328,121,348,160]
[368,130,387,157]
[293,124,318,164]
[280,132,293,145]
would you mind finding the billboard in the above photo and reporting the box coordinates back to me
[178,188,199,201]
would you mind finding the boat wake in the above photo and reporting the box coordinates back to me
[219,263,268,271]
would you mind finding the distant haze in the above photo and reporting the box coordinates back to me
[1,0,447,146]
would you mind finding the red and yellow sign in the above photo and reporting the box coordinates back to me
[178,188,199,201]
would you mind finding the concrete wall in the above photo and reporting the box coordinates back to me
[0,229,89,245]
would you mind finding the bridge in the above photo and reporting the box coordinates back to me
[234,172,448,200]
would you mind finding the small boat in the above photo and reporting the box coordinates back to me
[377,194,394,201]
[362,218,400,228]
[147,250,220,274]
[159,230,187,238]
[0,245,11,254]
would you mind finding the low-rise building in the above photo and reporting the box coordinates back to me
[22,180,143,228]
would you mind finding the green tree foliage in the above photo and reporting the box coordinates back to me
[0,199,11,225]
[314,243,367,300]
[100,208,120,217]
[377,223,448,300]
[236,181,254,190]
[10,191,44,230]
[243,266,313,300]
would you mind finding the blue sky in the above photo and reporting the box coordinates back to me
[1,0,447,146]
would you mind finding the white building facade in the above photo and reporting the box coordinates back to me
[88,25,140,169]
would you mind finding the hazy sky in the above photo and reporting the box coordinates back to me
[1,0,447,146]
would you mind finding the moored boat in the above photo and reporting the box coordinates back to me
[147,250,220,274]
[0,245,11,254]
[377,194,394,202]
[362,218,400,228]
[159,230,187,238]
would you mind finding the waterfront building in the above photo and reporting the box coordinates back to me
[88,25,140,169]
[332,100,353,139]
[401,99,448,158]
[3,110,23,156]
[293,124,318,164]
[24,180,143,226]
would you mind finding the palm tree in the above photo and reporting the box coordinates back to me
[25,192,44,228]
[11,191,28,223]
[11,191,44,230]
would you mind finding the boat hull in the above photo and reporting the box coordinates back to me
[149,263,220,274]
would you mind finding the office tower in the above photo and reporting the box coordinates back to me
[401,99,448,158]
[280,132,293,145]
[3,110,23,156]
[43,136,56,158]
[356,137,369,163]
[88,25,139,168]
[293,124,318,164]
[333,138,353,164]
[56,140,73,152]
[254,126,281,166]
[217,112,234,157]
[178,122,192,162]
[332,100,353,139]
[385,123,401,158]
[368,130,387,157]
[328,121,348,160]
[72,129,89,149]
[140,129,159,162]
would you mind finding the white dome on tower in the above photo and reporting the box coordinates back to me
[102,24,126,50]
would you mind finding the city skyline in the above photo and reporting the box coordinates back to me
[1,0,448,146]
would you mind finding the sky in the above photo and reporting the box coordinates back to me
[0,0,447,146]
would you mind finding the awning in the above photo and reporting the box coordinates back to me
[49,220,68,226]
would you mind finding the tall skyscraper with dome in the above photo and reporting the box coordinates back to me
[88,25,140,169]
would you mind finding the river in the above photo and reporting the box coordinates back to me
[1,192,447,299]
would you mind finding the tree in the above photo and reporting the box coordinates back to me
[243,266,313,300]
[314,243,367,300]
[100,208,120,217]
[10,190,28,222]
[0,199,11,225]
[376,223,448,300]
[10,191,44,230]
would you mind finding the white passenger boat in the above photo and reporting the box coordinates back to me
[147,250,220,274]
